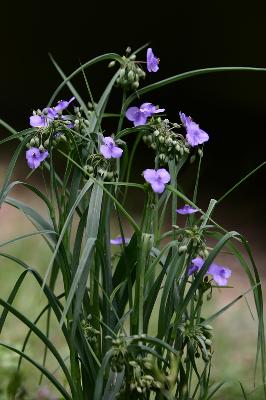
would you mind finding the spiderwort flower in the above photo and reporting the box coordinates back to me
[110,236,130,245]
[26,147,49,169]
[188,257,232,286]
[100,136,123,159]
[176,205,198,215]
[143,168,170,193]
[188,257,204,275]
[147,48,159,72]
[179,112,209,147]
[208,263,232,286]
[29,97,75,128]
[126,103,165,126]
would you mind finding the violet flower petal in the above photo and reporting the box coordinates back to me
[110,236,130,245]
[176,205,198,215]
[147,48,159,73]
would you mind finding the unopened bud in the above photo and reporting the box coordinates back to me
[127,70,135,82]
[39,145,45,152]
[132,81,139,89]
[126,46,131,54]
[129,54,136,61]
[198,148,203,157]
[179,245,187,254]
[108,60,116,68]
[190,155,196,164]
[119,68,126,78]
[158,135,165,144]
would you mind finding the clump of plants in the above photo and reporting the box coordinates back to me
[0,45,265,399]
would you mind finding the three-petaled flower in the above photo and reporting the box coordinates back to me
[100,136,123,159]
[110,236,130,245]
[179,112,209,147]
[147,48,159,73]
[188,257,232,286]
[126,103,165,126]
[30,97,75,128]
[143,168,170,193]
[176,205,198,215]
[26,147,49,169]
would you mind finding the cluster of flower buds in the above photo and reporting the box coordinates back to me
[84,154,118,181]
[114,47,146,91]
[81,319,100,343]
[128,359,162,395]
[173,224,209,259]
[181,320,213,362]
[109,335,128,372]
[143,118,190,165]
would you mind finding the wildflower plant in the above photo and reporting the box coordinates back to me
[0,45,266,399]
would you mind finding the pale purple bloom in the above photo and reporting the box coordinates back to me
[54,96,75,112]
[126,103,165,126]
[29,97,75,128]
[147,48,159,72]
[208,263,232,286]
[100,136,123,159]
[26,147,49,169]
[179,112,209,147]
[36,386,58,400]
[110,236,130,245]
[188,257,205,275]
[143,168,170,193]
[188,257,232,286]
[176,205,198,215]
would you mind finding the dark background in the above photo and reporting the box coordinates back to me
[0,1,265,249]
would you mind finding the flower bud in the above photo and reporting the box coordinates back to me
[158,135,165,144]
[108,60,116,68]
[132,81,139,89]
[119,68,126,78]
[44,139,49,148]
[179,245,187,254]
[204,324,213,331]
[153,129,160,137]
[34,137,40,146]
[126,46,131,54]
[127,70,135,82]
[175,143,180,151]
[205,339,212,347]
[129,54,136,61]
[190,155,196,164]
[39,145,45,152]
[150,143,156,150]
[198,148,203,157]
[30,138,35,146]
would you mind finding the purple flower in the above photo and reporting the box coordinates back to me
[208,263,232,286]
[100,136,123,159]
[179,112,209,147]
[188,257,205,275]
[188,257,232,286]
[54,96,75,112]
[147,48,159,73]
[126,103,165,126]
[110,236,130,245]
[26,147,49,169]
[176,205,198,215]
[36,386,58,400]
[29,97,75,128]
[143,168,170,193]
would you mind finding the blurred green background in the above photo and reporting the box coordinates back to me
[0,0,266,398]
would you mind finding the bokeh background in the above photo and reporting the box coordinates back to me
[0,1,266,399]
